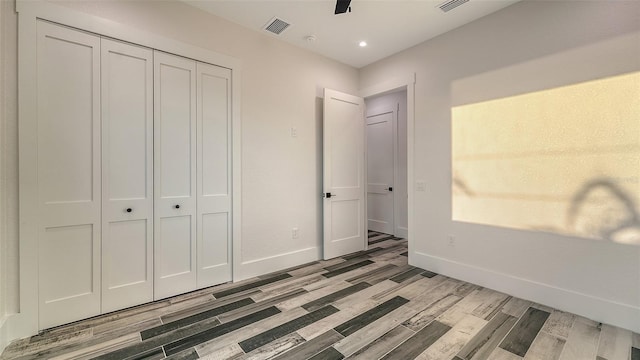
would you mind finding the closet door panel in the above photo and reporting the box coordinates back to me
[101,38,154,313]
[197,63,232,288]
[36,21,101,329]
[154,51,197,299]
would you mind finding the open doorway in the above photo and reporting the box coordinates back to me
[365,90,408,245]
[322,76,414,259]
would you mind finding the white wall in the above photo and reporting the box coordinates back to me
[360,0,640,332]
[0,0,358,350]
[365,91,408,236]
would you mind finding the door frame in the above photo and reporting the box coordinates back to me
[360,75,415,249]
[15,0,242,339]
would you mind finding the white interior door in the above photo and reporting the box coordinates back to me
[366,110,395,234]
[154,51,197,299]
[101,38,154,312]
[36,21,102,328]
[323,88,366,259]
[196,62,232,288]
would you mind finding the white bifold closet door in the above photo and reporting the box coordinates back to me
[196,63,232,288]
[36,21,102,329]
[101,38,154,312]
[32,21,233,327]
[154,51,198,299]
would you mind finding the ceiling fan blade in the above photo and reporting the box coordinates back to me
[335,0,352,14]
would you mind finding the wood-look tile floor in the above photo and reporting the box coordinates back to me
[2,231,639,360]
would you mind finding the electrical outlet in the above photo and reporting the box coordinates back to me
[290,127,298,138]
[292,227,299,239]
[416,181,426,192]
[448,235,456,247]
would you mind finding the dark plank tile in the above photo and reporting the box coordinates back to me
[324,258,375,272]
[390,267,423,283]
[499,307,551,357]
[164,348,199,360]
[369,235,395,245]
[334,296,410,337]
[212,273,292,298]
[399,252,408,257]
[238,305,340,353]
[308,346,345,360]
[302,282,371,312]
[142,297,254,340]
[220,288,307,323]
[93,317,222,360]
[357,266,408,286]
[632,347,640,360]
[163,306,281,356]
[241,332,306,359]
[342,247,384,260]
[272,330,344,360]
[322,260,374,278]
[162,291,262,324]
[380,320,451,359]
[366,243,405,256]
[456,312,517,360]
[421,270,438,278]
[128,347,165,360]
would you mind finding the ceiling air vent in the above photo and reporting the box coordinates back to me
[264,17,291,35]
[438,0,469,12]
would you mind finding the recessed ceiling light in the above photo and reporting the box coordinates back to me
[359,41,367,47]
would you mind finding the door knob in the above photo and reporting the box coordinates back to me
[126,208,132,213]
[388,187,393,192]
[324,192,336,199]
[175,204,180,209]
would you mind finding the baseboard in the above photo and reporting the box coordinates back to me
[395,226,408,239]
[0,313,19,356]
[235,246,320,281]
[411,251,640,333]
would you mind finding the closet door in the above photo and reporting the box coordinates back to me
[101,39,154,312]
[154,51,198,299]
[196,63,232,288]
[36,21,101,328]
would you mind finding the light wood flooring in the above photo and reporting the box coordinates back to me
[2,231,639,360]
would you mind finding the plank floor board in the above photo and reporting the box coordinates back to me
[456,312,517,360]
[380,320,451,359]
[308,347,344,360]
[193,308,310,356]
[2,236,637,360]
[220,289,307,323]
[499,307,550,357]
[142,298,255,340]
[271,330,343,360]
[302,283,371,312]
[332,305,417,357]
[523,332,565,360]
[333,296,409,337]
[321,260,375,278]
[239,306,339,353]
[346,325,414,360]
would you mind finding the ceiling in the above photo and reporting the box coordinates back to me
[183,0,521,68]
